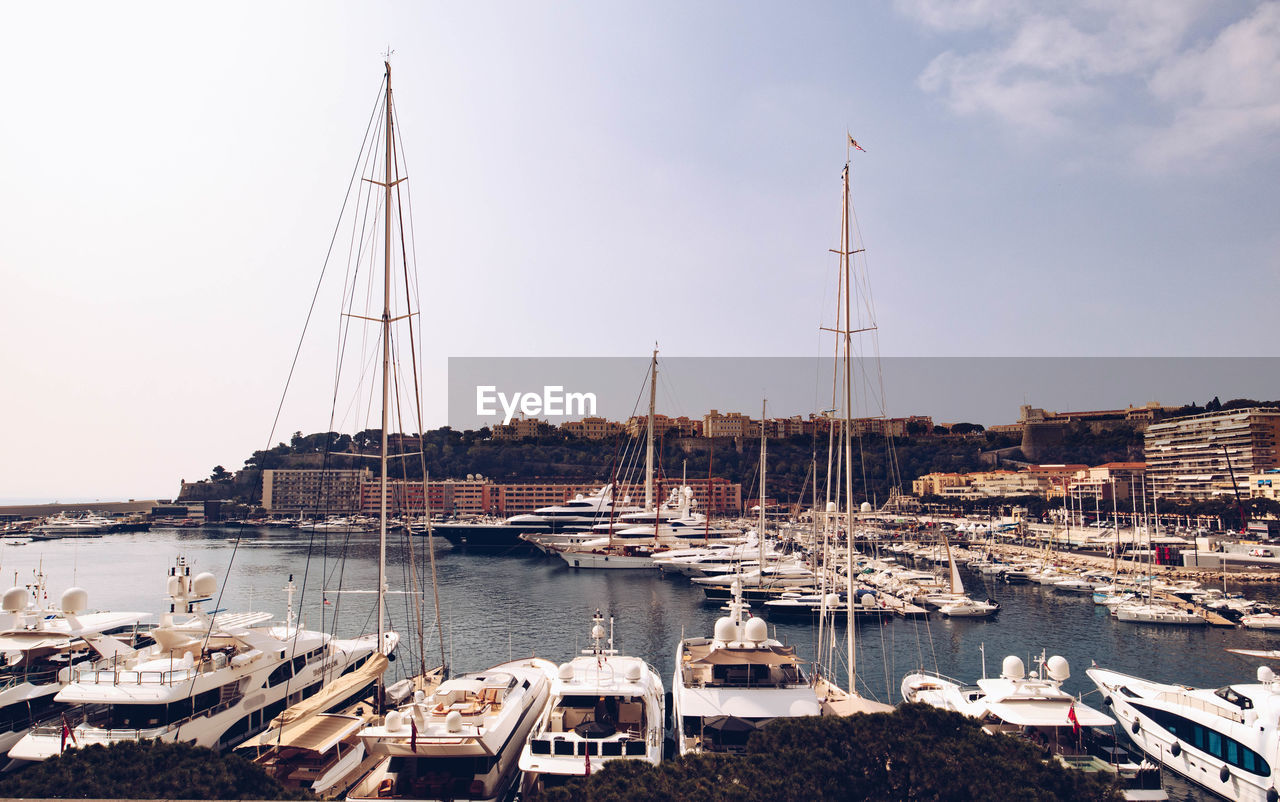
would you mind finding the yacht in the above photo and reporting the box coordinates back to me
[519,612,663,790]
[1114,600,1207,626]
[903,653,1164,800]
[672,581,886,755]
[1088,662,1280,801]
[8,559,390,763]
[0,578,148,759]
[31,513,112,537]
[345,657,556,802]
[431,486,632,549]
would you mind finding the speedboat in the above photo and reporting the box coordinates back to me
[346,657,556,801]
[519,612,664,790]
[1089,662,1280,801]
[939,598,999,618]
[904,653,1164,800]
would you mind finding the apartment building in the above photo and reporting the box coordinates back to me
[262,468,372,513]
[1145,408,1280,500]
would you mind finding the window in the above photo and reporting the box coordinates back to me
[1132,703,1269,776]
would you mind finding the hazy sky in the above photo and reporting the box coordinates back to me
[2,1,1278,501]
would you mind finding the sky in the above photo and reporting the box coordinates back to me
[1,1,1278,501]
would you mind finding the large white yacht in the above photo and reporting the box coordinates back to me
[518,612,664,790]
[1089,662,1280,802]
[346,656,556,802]
[431,486,634,549]
[31,513,113,537]
[672,581,886,755]
[903,653,1164,799]
[8,559,389,763]
[0,577,148,759]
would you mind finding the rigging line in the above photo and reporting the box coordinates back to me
[266,74,386,451]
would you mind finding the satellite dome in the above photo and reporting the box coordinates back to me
[413,690,426,704]
[1001,656,1025,680]
[826,502,837,513]
[166,576,183,597]
[743,617,768,643]
[1260,666,1277,684]
[860,501,872,513]
[825,593,841,607]
[558,662,575,681]
[575,494,585,501]
[625,663,643,682]
[192,572,217,597]
[591,624,606,640]
[385,711,404,732]
[684,487,694,499]
[2,587,27,613]
[713,617,736,643]
[60,588,88,615]
[1046,655,1070,682]
[445,710,463,733]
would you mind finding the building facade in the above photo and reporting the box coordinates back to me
[262,468,372,513]
[1145,408,1280,500]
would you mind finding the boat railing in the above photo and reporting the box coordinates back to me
[1153,691,1244,724]
[69,666,198,686]
[0,666,61,691]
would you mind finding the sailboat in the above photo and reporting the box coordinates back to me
[936,536,999,618]
[234,59,448,797]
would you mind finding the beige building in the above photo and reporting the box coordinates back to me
[1247,471,1280,501]
[491,417,555,440]
[1145,408,1280,500]
[562,417,625,439]
[912,472,970,496]
[703,410,756,438]
[262,468,372,513]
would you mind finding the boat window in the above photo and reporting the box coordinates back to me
[1131,703,1269,776]
[553,740,574,756]
[267,660,293,687]
[624,740,646,756]
[600,741,623,756]
[1118,686,1140,698]
[530,739,551,755]
[1215,686,1254,710]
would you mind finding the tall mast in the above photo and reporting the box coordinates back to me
[645,346,658,510]
[759,399,767,581]
[378,60,393,657]
[841,159,856,694]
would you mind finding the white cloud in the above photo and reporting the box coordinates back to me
[901,0,1280,170]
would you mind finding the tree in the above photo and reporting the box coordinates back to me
[210,465,232,482]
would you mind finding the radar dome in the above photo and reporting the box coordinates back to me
[558,662,575,681]
[166,576,182,597]
[860,501,872,513]
[2,587,27,613]
[591,624,606,640]
[713,617,736,643]
[60,588,88,615]
[192,572,217,597]
[414,690,426,704]
[575,494,584,501]
[861,593,877,607]
[825,593,841,607]
[684,487,694,498]
[625,663,643,682]
[826,502,837,513]
[744,617,768,643]
[385,711,404,732]
[445,710,463,732]
[1046,655,1070,681]
[1260,666,1277,684]
[466,474,474,480]
[1001,656,1025,680]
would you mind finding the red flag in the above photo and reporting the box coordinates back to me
[1068,703,1080,735]
[848,135,866,153]
[410,715,418,753]
[60,715,77,751]
[584,744,591,776]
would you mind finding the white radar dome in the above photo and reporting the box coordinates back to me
[558,662,575,681]
[625,663,643,682]
[591,624,606,640]
[2,587,27,613]
[826,502,837,513]
[684,487,694,499]
[1260,666,1277,684]
[1046,655,1070,682]
[192,572,217,597]
[60,588,88,615]
[825,593,841,607]
[166,576,183,597]
[860,502,872,513]
[744,617,768,643]
[1001,656,1026,680]
[713,617,736,643]
[445,710,463,733]
[385,711,404,732]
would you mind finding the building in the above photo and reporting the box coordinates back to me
[702,410,755,438]
[1145,408,1280,500]
[1067,462,1147,503]
[1246,470,1280,502]
[562,417,625,439]
[911,472,970,496]
[357,477,743,516]
[968,471,1051,498]
[262,468,372,513]
[490,417,555,440]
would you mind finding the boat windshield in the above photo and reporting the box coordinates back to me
[1215,686,1254,710]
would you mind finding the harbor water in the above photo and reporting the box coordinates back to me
[3,526,1262,799]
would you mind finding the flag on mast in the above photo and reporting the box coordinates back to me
[848,135,866,152]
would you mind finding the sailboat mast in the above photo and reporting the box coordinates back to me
[645,347,657,510]
[841,160,856,695]
[760,399,767,578]
[378,60,393,655]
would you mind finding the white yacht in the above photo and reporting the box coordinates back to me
[904,654,1163,800]
[672,581,886,755]
[432,486,632,549]
[1089,662,1280,801]
[1113,600,1206,626]
[346,657,556,802]
[8,559,389,763]
[519,612,664,790]
[31,513,112,537]
[0,578,148,759]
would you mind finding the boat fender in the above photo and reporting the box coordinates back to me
[1170,741,1181,757]
[1131,719,1140,735]
[1221,765,1230,783]
[1102,696,1112,707]
[1266,787,1278,802]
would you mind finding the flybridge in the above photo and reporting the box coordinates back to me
[476,385,598,425]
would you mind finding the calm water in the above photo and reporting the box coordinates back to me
[5,526,1257,799]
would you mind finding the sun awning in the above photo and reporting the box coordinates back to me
[689,647,800,666]
[269,653,389,727]
[239,713,364,754]
[984,700,1114,728]
[678,686,823,719]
